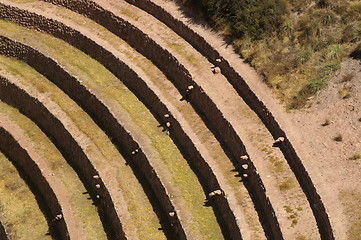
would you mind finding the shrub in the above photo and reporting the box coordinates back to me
[279,178,294,191]
[183,0,361,109]
[349,153,361,160]
[183,0,288,40]
[334,133,343,142]
[338,86,352,99]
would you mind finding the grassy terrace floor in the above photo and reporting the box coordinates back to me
[0,151,51,240]
[0,17,223,239]
[0,56,165,240]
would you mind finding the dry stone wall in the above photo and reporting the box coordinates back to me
[0,0,334,238]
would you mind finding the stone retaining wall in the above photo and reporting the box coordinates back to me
[120,1,335,239]
[0,220,8,240]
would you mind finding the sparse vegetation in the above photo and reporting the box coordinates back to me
[283,205,300,227]
[338,86,352,99]
[284,205,293,213]
[334,132,343,142]
[183,0,361,108]
[279,178,295,191]
[349,153,361,160]
[296,235,312,240]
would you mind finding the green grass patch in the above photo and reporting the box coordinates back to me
[0,152,51,240]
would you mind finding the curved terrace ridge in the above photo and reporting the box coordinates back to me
[0,219,8,240]
[0,0,335,239]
